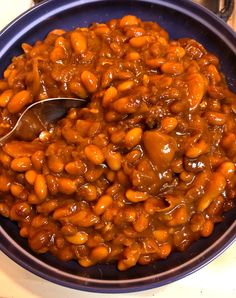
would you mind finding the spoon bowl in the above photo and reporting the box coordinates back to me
[0,97,87,145]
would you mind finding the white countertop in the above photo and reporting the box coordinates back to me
[0,1,235,297]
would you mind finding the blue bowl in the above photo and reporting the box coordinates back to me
[0,0,236,293]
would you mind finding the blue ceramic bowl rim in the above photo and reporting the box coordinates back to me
[0,0,236,293]
[0,0,236,54]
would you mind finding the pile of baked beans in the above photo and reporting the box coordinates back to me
[0,15,235,270]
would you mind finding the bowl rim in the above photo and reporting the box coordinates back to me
[0,0,236,293]
[0,0,236,55]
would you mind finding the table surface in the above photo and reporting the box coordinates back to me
[0,1,235,297]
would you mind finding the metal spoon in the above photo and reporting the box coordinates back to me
[0,97,87,145]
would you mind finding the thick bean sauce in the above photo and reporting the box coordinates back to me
[0,15,235,270]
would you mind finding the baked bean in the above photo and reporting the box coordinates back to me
[217,161,235,179]
[143,197,160,214]
[3,142,44,159]
[58,177,76,195]
[106,169,116,182]
[129,36,151,48]
[197,172,226,212]
[94,195,113,215]
[53,203,76,220]
[171,158,184,173]
[50,46,67,62]
[190,213,205,232]
[207,64,221,83]
[186,171,209,202]
[126,189,149,202]
[187,73,206,110]
[133,213,149,232]
[90,245,109,261]
[220,133,236,150]
[106,151,122,171]
[29,230,51,251]
[66,231,88,245]
[84,144,105,165]
[153,229,169,242]
[101,69,114,88]
[57,246,74,261]
[86,233,104,247]
[179,171,194,183]
[126,52,140,61]
[125,149,142,164]
[75,119,92,136]
[168,206,189,226]
[36,199,58,214]
[79,183,97,201]
[170,101,188,113]
[105,110,123,122]
[185,139,209,158]
[84,167,104,182]
[10,202,31,221]
[205,111,226,125]
[0,89,13,107]
[49,29,66,36]
[0,150,11,168]
[48,155,64,173]
[0,15,235,271]
[168,46,186,59]
[70,31,87,54]
[46,175,58,195]
[206,195,224,216]
[102,86,118,107]
[65,160,87,175]
[124,26,145,38]
[110,42,123,56]
[64,210,99,227]
[11,157,32,172]
[161,62,184,75]
[78,258,94,267]
[28,193,41,204]
[61,224,77,236]
[10,183,25,198]
[25,170,37,185]
[34,174,48,201]
[0,81,8,91]
[55,35,69,48]
[93,133,109,148]
[55,237,65,249]
[0,175,11,192]
[145,58,165,68]
[201,219,214,237]
[7,90,32,113]
[110,130,126,144]
[31,151,45,171]
[120,15,140,27]
[125,127,142,148]
[158,243,172,258]
[117,80,134,92]
[112,96,139,114]
[161,117,178,132]
[69,80,88,98]
[19,226,29,237]
[31,215,48,228]
[118,244,141,271]
[94,24,111,36]
[81,71,98,93]
[123,207,137,222]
